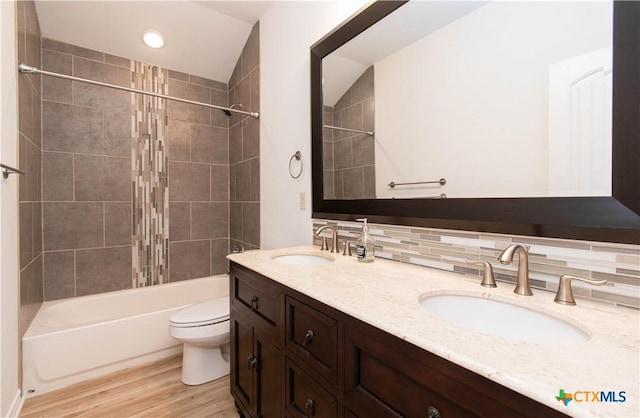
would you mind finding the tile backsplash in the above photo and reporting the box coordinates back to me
[313,219,640,309]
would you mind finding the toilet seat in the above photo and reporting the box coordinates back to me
[169,297,229,328]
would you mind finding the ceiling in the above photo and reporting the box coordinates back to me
[34,0,274,84]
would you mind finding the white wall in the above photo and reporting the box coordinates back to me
[259,0,369,249]
[0,1,21,416]
[374,1,612,199]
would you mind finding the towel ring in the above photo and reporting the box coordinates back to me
[289,151,303,179]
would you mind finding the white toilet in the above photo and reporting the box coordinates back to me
[169,297,230,385]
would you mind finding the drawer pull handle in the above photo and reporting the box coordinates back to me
[302,329,315,347]
[304,398,315,417]
[427,406,441,418]
[247,354,257,370]
[250,296,259,310]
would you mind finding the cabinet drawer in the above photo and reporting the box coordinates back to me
[285,296,338,385]
[285,358,338,418]
[231,263,282,327]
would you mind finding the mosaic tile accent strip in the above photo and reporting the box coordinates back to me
[132,62,169,287]
[312,219,640,309]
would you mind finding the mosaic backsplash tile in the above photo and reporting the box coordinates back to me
[313,219,640,309]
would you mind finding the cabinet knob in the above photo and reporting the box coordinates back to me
[250,295,259,310]
[304,398,315,417]
[427,406,441,418]
[302,329,315,347]
[247,354,257,370]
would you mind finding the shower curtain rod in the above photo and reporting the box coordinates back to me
[18,63,259,119]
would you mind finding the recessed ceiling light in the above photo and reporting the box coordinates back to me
[143,30,164,48]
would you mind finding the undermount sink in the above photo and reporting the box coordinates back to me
[419,294,590,344]
[272,253,335,266]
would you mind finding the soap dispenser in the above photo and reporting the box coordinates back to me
[356,218,375,263]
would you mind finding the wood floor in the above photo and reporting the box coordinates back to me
[20,355,239,418]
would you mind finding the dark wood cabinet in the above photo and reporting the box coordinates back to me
[229,262,567,418]
[230,264,283,418]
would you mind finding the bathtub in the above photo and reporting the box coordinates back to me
[22,275,229,397]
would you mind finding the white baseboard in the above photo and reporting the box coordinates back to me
[6,389,25,418]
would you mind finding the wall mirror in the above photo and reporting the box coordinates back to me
[311,0,639,244]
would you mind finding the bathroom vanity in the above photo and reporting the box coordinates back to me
[227,247,639,417]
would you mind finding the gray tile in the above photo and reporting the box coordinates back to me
[592,290,640,308]
[168,162,210,202]
[229,53,242,90]
[43,251,75,300]
[323,170,335,199]
[19,253,43,337]
[342,167,364,199]
[190,74,226,90]
[103,65,131,110]
[169,240,210,281]
[16,1,26,64]
[191,125,228,164]
[334,170,344,199]
[242,117,259,160]
[73,57,107,107]
[235,161,251,202]
[352,66,374,103]
[42,50,72,103]
[75,155,131,201]
[334,89,351,112]
[211,165,229,202]
[191,202,228,239]
[334,139,352,170]
[230,77,251,122]
[243,203,260,246]
[229,123,242,164]
[229,164,236,201]
[211,238,229,275]
[104,110,131,157]
[250,68,259,112]
[105,54,130,68]
[19,135,27,201]
[230,202,242,241]
[323,140,333,169]
[169,202,190,242]
[26,138,41,201]
[76,247,132,296]
[19,75,34,141]
[342,104,363,131]
[363,165,376,198]
[592,271,640,287]
[250,158,260,202]
[166,120,191,162]
[210,89,229,128]
[105,202,132,246]
[43,101,103,154]
[42,38,104,61]
[33,202,42,257]
[188,84,211,125]
[168,70,189,82]
[353,135,374,167]
[20,202,33,269]
[43,152,73,201]
[363,97,375,132]
[43,202,104,251]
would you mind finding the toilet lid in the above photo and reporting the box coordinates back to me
[169,297,229,327]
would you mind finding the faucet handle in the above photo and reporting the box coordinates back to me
[465,258,497,288]
[343,241,356,256]
[554,275,607,306]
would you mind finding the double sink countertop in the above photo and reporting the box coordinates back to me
[228,246,639,417]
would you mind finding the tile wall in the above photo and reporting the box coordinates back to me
[323,66,375,199]
[313,219,640,309]
[229,23,261,252]
[17,0,43,338]
[41,39,134,299]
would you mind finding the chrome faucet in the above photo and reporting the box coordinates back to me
[314,225,339,253]
[498,244,533,296]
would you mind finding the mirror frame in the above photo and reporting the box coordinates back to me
[311,0,639,245]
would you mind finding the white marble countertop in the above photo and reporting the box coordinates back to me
[228,246,640,417]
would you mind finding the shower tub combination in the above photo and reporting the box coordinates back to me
[22,275,229,397]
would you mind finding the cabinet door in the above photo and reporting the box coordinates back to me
[285,358,338,418]
[255,329,283,418]
[231,314,256,417]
